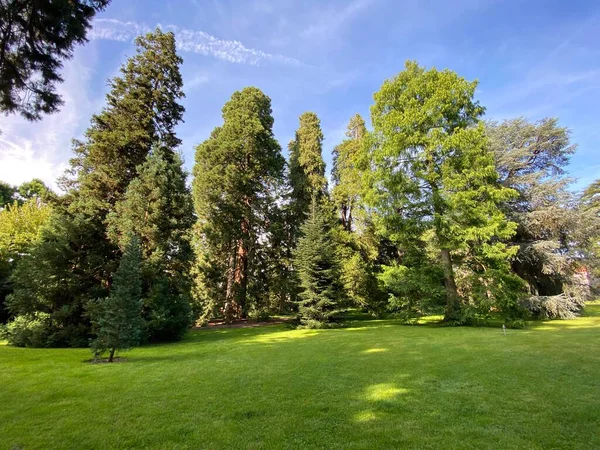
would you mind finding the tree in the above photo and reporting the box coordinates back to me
[90,234,143,362]
[193,87,285,322]
[331,114,386,314]
[0,181,15,208]
[16,179,55,203]
[107,145,194,341]
[486,118,591,311]
[332,114,367,231]
[0,199,51,323]
[8,29,186,346]
[288,112,328,230]
[0,0,111,120]
[368,61,519,323]
[294,198,342,328]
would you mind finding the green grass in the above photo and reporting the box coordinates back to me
[2,304,599,449]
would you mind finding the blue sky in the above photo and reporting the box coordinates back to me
[0,0,598,191]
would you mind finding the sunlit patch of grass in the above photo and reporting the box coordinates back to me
[362,347,388,354]
[364,383,408,402]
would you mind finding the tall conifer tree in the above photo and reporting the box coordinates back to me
[193,87,285,322]
[288,112,328,230]
[8,30,185,346]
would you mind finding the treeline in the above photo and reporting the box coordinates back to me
[1,30,598,356]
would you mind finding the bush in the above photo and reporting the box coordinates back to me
[1,312,52,347]
[521,294,586,320]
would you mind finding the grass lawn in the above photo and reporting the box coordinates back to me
[1,304,599,450]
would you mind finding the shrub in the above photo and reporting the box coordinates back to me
[1,312,52,347]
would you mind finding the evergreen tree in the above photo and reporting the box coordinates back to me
[107,145,194,341]
[368,61,520,323]
[0,0,111,120]
[288,112,328,231]
[90,234,143,362]
[294,198,342,328]
[8,29,185,346]
[486,118,589,306]
[193,87,285,322]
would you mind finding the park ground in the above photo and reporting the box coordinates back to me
[1,303,599,449]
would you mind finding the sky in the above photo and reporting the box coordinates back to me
[1,0,598,192]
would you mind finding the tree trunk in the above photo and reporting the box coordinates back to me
[233,224,249,318]
[108,347,116,363]
[440,248,461,323]
[223,248,238,323]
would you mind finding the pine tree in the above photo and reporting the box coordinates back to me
[368,61,519,323]
[193,87,285,322]
[8,29,185,346]
[107,145,194,341]
[90,234,143,362]
[294,198,342,328]
[0,0,111,120]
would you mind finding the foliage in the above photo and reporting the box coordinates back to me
[521,293,586,320]
[332,114,367,231]
[107,145,194,341]
[0,0,110,120]
[0,312,51,347]
[90,234,143,362]
[367,61,520,323]
[0,181,15,208]
[8,29,186,347]
[294,199,342,328]
[15,178,56,203]
[486,118,594,305]
[192,87,285,322]
[0,199,52,323]
[288,112,328,229]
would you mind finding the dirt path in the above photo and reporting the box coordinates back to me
[195,318,293,330]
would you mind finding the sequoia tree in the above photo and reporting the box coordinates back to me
[368,61,519,323]
[193,87,285,322]
[288,112,328,230]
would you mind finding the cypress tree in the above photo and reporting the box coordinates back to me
[90,234,143,362]
[294,198,342,328]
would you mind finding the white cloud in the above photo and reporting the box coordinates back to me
[0,55,95,191]
[90,18,301,66]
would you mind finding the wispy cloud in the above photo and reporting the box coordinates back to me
[301,0,376,39]
[90,18,301,66]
